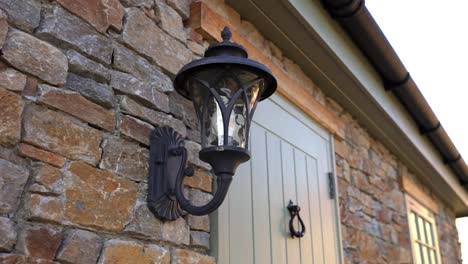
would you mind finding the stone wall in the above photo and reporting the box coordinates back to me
[335,120,462,263]
[0,0,214,263]
[0,0,462,264]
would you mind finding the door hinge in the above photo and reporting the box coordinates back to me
[328,172,336,199]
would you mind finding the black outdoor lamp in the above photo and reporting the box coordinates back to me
[148,27,277,221]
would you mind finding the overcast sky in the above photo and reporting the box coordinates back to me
[365,0,468,261]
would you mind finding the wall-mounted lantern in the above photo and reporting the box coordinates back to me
[148,27,277,221]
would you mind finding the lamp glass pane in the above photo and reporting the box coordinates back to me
[190,77,222,147]
[189,66,265,149]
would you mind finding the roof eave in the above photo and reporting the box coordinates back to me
[227,0,468,216]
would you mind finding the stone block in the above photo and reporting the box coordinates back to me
[28,194,63,224]
[66,50,110,83]
[57,0,105,32]
[186,28,203,44]
[334,139,349,158]
[64,73,115,108]
[168,91,198,129]
[38,84,116,131]
[187,128,201,143]
[37,6,113,64]
[0,145,27,169]
[99,137,149,182]
[384,189,405,212]
[2,29,68,86]
[23,104,103,165]
[186,141,211,170]
[166,0,190,20]
[18,144,66,168]
[99,239,170,264]
[190,189,213,207]
[183,169,212,193]
[125,204,190,245]
[122,8,192,75]
[57,0,124,33]
[0,10,7,48]
[124,204,163,239]
[119,115,154,146]
[63,162,138,231]
[154,2,185,42]
[0,0,41,32]
[187,215,210,232]
[190,231,210,250]
[188,41,205,56]
[120,0,153,8]
[0,88,24,147]
[119,95,186,137]
[346,124,370,149]
[22,76,38,99]
[161,217,190,245]
[0,254,55,263]
[29,163,63,196]
[0,68,27,92]
[0,217,16,252]
[103,0,126,31]
[110,70,169,112]
[0,159,29,214]
[17,226,62,260]
[112,45,173,93]
[171,248,215,264]
[56,229,102,264]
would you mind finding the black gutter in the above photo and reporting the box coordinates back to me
[322,0,468,188]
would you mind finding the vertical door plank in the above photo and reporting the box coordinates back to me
[251,124,272,264]
[306,156,325,263]
[266,133,287,264]
[229,156,254,263]
[215,190,230,264]
[281,141,301,264]
[294,149,314,264]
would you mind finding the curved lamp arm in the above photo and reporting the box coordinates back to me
[174,147,233,216]
[147,127,236,220]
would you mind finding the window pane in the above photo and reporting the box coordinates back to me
[426,247,433,264]
[422,245,429,264]
[414,214,423,241]
[430,249,438,264]
[414,243,423,264]
[418,216,428,243]
[426,221,435,247]
[422,218,431,245]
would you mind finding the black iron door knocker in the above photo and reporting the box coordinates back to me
[287,200,305,238]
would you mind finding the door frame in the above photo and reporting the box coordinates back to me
[330,136,345,263]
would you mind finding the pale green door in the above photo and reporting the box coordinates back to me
[212,94,342,264]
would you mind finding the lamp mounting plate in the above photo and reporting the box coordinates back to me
[147,126,190,221]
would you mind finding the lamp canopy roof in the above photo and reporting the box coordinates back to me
[174,27,277,101]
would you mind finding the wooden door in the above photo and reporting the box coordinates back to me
[212,95,342,263]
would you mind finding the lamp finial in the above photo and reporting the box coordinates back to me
[221,26,232,41]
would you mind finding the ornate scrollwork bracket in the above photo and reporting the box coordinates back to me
[147,127,190,221]
[147,126,234,221]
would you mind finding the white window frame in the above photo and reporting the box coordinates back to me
[406,194,442,264]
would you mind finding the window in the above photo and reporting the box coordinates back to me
[406,195,441,264]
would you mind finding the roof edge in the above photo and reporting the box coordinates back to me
[226,0,468,215]
[321,0,468,187]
